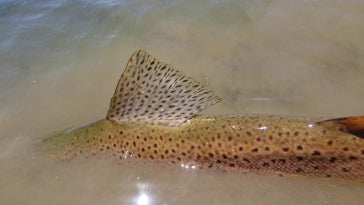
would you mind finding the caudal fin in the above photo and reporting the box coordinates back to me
[320,116,364,139]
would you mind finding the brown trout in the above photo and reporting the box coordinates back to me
[43,50,364,183]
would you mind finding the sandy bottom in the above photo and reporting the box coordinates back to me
[0,0,363,204]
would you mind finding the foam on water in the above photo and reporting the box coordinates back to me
[1,0,363,204]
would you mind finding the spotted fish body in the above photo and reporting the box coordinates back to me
[43,50,364,183]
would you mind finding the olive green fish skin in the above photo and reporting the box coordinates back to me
[43,115,364,183]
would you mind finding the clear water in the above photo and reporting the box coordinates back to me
[1,0,363,204]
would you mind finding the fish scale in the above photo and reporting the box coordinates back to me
[44,116,364,182]
[42,50,364,183]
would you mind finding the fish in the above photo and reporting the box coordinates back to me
[42,50,364,183]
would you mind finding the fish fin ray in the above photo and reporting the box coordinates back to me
[318,116,364,139]
[106,50,222,126]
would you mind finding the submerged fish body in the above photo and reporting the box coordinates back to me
[46,116,364,182]
[43,50,364,183]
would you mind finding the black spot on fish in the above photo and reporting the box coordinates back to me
[296,168,303,173]
[349,156,357,160]
[342,168,349,172]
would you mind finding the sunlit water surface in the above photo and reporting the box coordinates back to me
[1,0,363,204]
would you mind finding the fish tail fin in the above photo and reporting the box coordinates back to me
[318,116,364,139]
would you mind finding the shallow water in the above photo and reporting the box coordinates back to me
[1,0,364,204]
